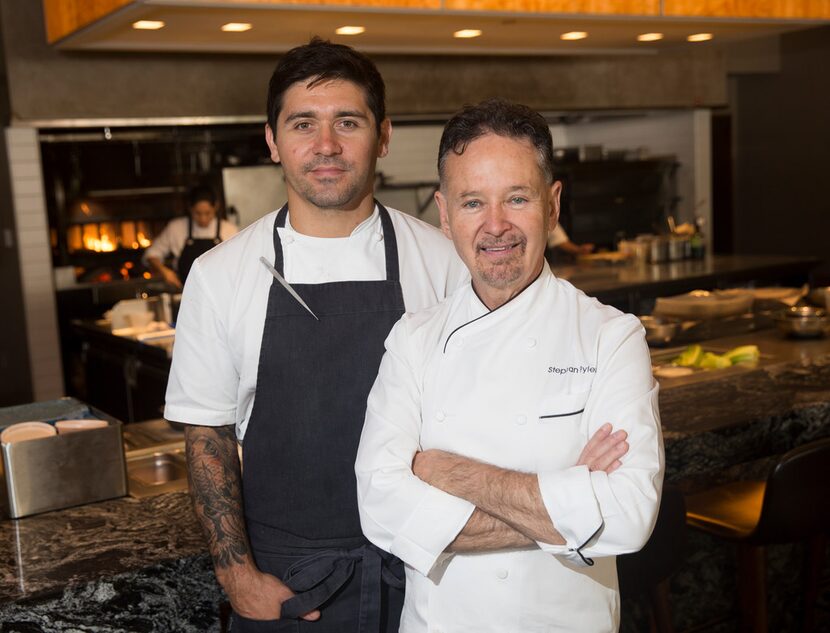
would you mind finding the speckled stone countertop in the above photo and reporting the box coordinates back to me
[1,327,828,631]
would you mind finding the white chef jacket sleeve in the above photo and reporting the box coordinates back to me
[356,317,476,577]
[142,218,180,265]
[536,315,663,564]
[164,260,240,427]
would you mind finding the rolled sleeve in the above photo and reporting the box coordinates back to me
[537,316,663,562]
[164,261,240,428]
[536,465,602,558]
[356,317,475,577]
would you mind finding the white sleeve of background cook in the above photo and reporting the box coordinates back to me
[356,318,475,577]
[547,223,569,248]
[164,260,240,427]
[143,218,179,264]
[536,315,664,560]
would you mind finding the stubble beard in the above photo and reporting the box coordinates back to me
[474,239,527,290]
[289,159,370,210]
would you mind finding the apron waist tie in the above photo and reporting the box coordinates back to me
[279,544,404,632]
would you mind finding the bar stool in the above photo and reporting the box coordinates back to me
[617,484,687,633]
[685,437,830,633]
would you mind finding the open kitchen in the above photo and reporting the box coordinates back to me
[1,1,829,632]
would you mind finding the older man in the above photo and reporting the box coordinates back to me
[355,99,664,632]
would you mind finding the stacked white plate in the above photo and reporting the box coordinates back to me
[654,290,754,320]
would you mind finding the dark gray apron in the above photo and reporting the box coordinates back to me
[232,203,405,633]
[177,215,221,284]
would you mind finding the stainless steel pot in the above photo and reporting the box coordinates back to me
[774,306,830,338]
[639,315,681,346]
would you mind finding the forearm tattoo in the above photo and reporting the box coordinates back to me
[185,425,250,570]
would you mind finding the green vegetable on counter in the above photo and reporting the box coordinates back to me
[674,344,703,367]
[671,344,760,370]
[722,345,761,364]
[699,352,732,369]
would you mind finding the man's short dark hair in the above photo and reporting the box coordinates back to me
[188,184,217,208]
[266,37,386,137]
[438,98,555,186]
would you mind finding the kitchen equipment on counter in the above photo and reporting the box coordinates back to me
[667,236,689,261]
[109,298,152,330]
[806,286,830,308]
[617,239,649,264]
[647,236,669,263]
[746,286,806,305]
[55,419,109,434]
[0,422,57,444]
[639,316,684,346]
[0,399,127,519]
[654,290,754,320]
[773,306,830,338]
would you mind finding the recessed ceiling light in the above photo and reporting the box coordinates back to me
[336,26,366,36]
[132,20,165,30]
[454,29,482,39]
[221,23,252,33]
[637,32,664,42]
[687,33,714,42]
[561,31,588,41]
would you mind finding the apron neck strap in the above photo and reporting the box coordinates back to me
[272,201,399,282]
[187,214,194,239]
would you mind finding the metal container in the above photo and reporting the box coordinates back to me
[0,410,127,519]
[668,236,689,261]
[639,316,681,346]
[774,306,830,339]
[648,237,669,263]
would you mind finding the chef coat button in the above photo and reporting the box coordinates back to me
[496,568,509,580]
[515,415,526,426]
[375,232,384,242]
[436,410,446,422]
[282,234,294,245]
[527,337,537,348]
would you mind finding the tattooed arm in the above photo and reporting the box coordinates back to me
[185,425,320,621]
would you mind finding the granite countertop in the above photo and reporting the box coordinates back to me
[1,325,829,629]
[551,253,818,297]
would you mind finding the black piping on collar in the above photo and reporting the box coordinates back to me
[442,264,545,354]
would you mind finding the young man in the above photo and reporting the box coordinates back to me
[356,99,664,632]
[165,39,466,631]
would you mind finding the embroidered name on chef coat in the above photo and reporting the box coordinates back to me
[547,365,597,375]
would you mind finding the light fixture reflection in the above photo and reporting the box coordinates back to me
[687,33,714,42]
[637,32,664,42]
[561,31,588,41]
[132,20,165,30]
[336,26,366,35]
[222,23,253,32]
[454,29,482,39]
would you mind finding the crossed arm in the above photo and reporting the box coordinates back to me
[413,423,628,552]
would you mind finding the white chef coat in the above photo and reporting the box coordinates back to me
[548,223,569,249]
[356,263,664,632]
[142,216,239,270]
[164,205,468,439]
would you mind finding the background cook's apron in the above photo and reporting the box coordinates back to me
[232,203,405,633]
[177,215,221,284]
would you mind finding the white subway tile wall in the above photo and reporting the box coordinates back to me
[6,127,63,400]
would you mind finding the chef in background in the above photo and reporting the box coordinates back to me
[548,222,595,256]
[144,184,239,288]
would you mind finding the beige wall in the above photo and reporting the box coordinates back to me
[1,0,727,123]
